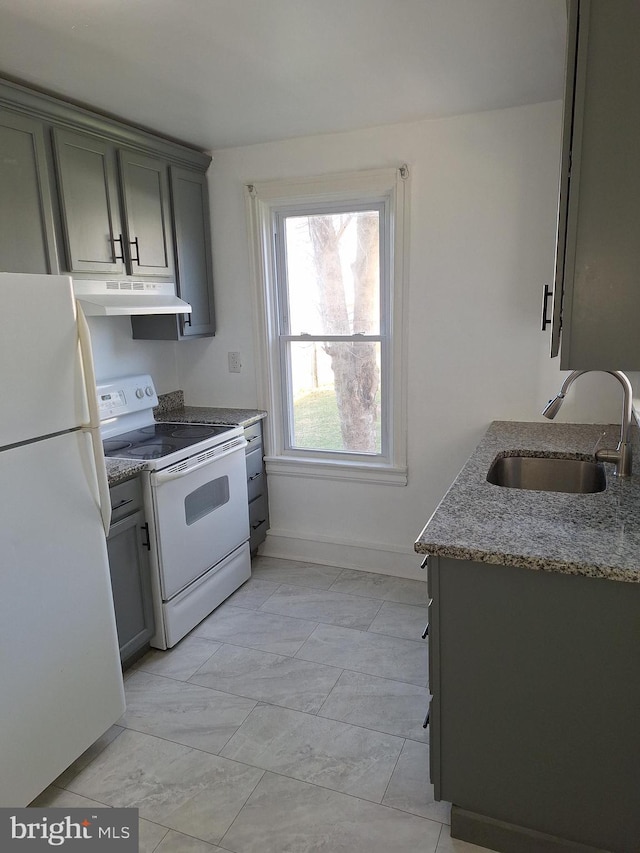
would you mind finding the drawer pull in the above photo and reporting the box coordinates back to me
[420,554,429,570]
[141,522,151,551]
[422,622,429,639]
[112,498,134,510]
[248,472,262,481]
[251,519,266,530]
[423,710,430,729]
[246,435,260,443]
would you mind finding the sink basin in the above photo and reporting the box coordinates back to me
[486,455,606,494]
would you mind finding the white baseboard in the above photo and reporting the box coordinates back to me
[257,527,423,580]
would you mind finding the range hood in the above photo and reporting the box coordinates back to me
[73,279,192,316]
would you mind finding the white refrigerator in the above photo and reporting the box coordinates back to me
[0,272,125,807]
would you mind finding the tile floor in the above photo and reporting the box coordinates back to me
[31,556,490,853]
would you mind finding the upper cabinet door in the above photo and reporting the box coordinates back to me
[53,128,125,275]
[549,0,579,359]
[118,151,174,277]
[170,167,215,337]
[0,109,58,274]
[552,0,640,370]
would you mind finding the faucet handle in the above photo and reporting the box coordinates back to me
[592,429,609,458]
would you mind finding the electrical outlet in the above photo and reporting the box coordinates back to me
[228,351,241,373]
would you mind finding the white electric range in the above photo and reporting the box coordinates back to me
[99,374,251,649]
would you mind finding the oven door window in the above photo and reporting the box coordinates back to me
[185,476,230,526]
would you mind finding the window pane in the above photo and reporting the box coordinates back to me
[288,341,381,454]
[284,210,380,336]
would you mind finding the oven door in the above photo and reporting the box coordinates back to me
[149,442,249,601]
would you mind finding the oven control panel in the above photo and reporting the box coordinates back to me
[97,374,159,420]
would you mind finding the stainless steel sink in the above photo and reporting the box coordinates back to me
[486,455,606,494]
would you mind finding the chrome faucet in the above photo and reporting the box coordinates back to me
[542,370,634,477]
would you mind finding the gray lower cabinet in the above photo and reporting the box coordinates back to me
[0,108,58,274]
[106,477,155,667]
[245,421,269,554]
[428,555,640,853]
[549,0,640,369]
[131,166,215,339]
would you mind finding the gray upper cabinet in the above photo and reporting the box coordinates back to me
[549,0,640,369]
[0,109,58,274]
[53,128,125,275]
[170,167,215,337]
[54,132,174,279]
[131,166,216,339]
[118,150,174,278]
[0,77,214,333]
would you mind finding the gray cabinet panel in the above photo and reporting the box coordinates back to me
[552,1,640,369]
[245,421,268,554]
[246,446,265,502]
[107,479,155,667]
[433,555,640,852]
[0,109,57,274]
[53,128,124,274]
[131,166,215,340]
[119,150,173,277]
[248,494,269,554]
[171,167,215,337]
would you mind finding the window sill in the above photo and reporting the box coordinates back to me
[264,455,408,486]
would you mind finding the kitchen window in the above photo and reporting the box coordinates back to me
[246,167,408,484]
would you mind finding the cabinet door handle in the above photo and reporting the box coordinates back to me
[141,522,151,551]
[251,519,266,530]
[248,472,262,482]
[183,312,192,328]
[246,435,260,444]
[130,236,141,264]
[113,234,125,262]
[420,554,429,570]
[423,710,430,729]
[422,622,429,639]
[541,283,553,330]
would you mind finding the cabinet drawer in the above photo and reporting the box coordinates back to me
[109,477,143,522]
[244,421,262,452]
[249,493,268,551]
[246,446,264,501]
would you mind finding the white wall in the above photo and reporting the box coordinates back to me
[177,101,623,578]
[88,316,179,392]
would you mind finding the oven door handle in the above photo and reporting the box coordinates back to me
[152,439,247,484]
[77,301,111,536]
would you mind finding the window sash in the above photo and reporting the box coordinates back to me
[279,337,387,458]
[273,201,391,461]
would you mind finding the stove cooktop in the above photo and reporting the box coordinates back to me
[103,422,235,461]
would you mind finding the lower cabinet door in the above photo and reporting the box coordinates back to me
[106,509,155,664]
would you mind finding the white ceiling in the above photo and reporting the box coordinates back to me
[0,0,566,152]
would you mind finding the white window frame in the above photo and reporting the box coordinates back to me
[246,167,409,485]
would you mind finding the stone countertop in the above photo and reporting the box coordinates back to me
[155,405,267,429]
[106,457,147,487]
[415,420,640,583]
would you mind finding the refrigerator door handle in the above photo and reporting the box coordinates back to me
[77,302,112,536]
